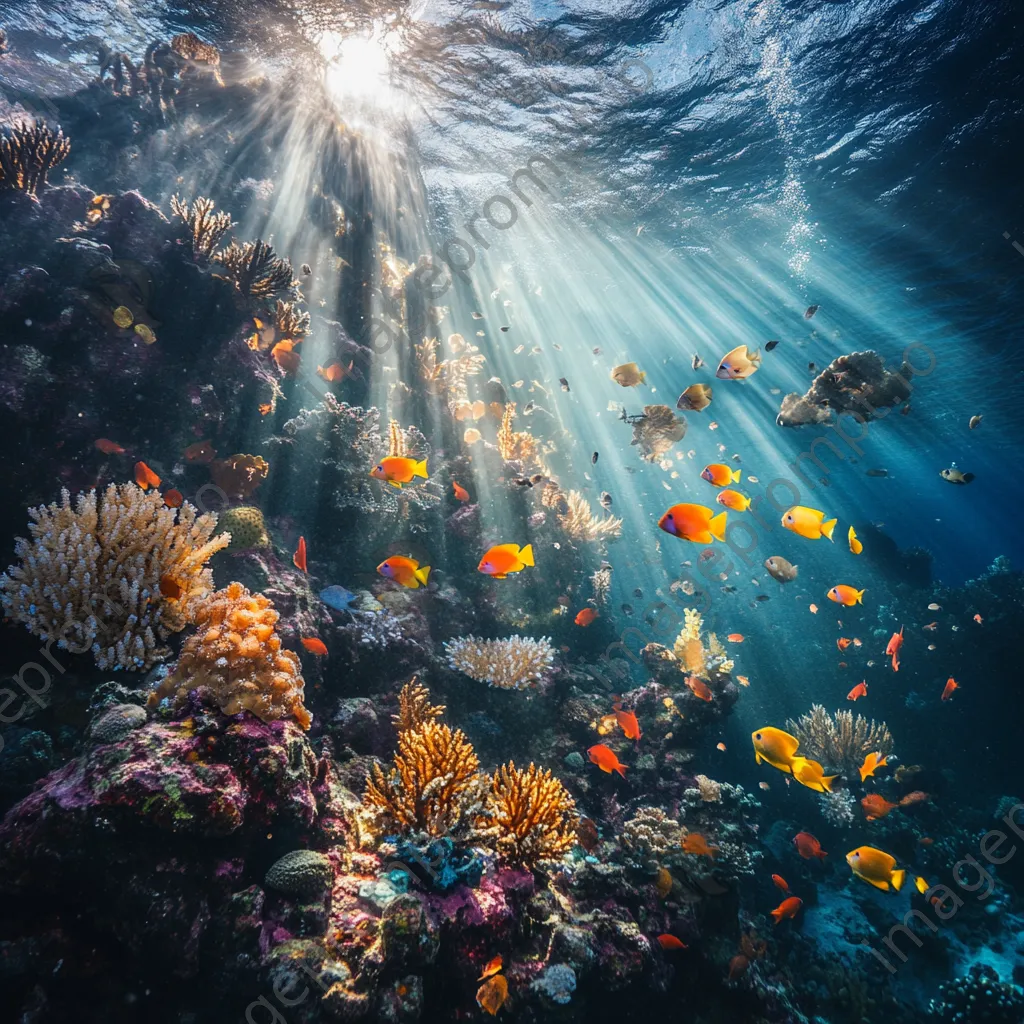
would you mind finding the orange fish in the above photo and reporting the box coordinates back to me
[371,456,428,488]
[317,361,353,383]
[259,403,274,416]
[659,503,728,543]
[847,681,867,701]
[183,440,216,464]
[837,637,852,651]
[701,463,741,487]
[134,461,160,490]
[853,638,862,646]
[771,896,803,924]
[656,934,688,950]
[301,637,328,656]
[452,481,470,502]
[682,833,718,857]
[828,585,865,606]
[614,708,641,740]
[95,438,125,455]
[973,613,983,624]
[575,608,598,627]
[809,603,819,614]
[476,974,508,1016]
[793,832,827,860]
[685,675,713,702]
[478,543,533,578]
[163,488,184,509]
[941,676,959,701]
[588,744,627,778]
[859,751,888,782]
[900,791,930,807]
[293,536,307,573]
[159,574,183,600]
[728,954,750,980]
[377,555,430,589]
[861,794,898,821]
[271,339,301,374]
[771,874,789,893]
[717,742,727,751]
[918,837,934,846]
[736,675,750,687]
[885,625,904,671]
[478,955,503,981]
[727,633,744,643]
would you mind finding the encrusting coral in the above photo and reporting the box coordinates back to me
[0,119,71,196]
[0,483,228,670]
[444,635,556,690]
[477,761,577,869]
[214,506,269,552]
[556,490,623,544]
[785,704,893,777]
[621,806,683,856]
[170,194,233,258]
[212,239,294,298]
[147,581,311,729]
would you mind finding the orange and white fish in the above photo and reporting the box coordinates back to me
[370,456,428,488]
[716,489,751,511]
[716,345,762,380]
[941,677,959,701]
[782,506,836,541]
[973,613,983,624]
[885,625,904,672]
[828,585,865,607]
[702,464,741,487]
[377,555,431,589]
[727,633,744,643]
[134,461,161,490]
[770,896,803,924]
[847,680,867,701]
[478,543,534,578]
[301,637,328,656]
[587,743,627,777]
[659,503,728,543]
[293,536,307,573]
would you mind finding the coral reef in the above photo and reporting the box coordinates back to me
[928,964,1024,1022]
[444,635,556,690]
[0,483,228,670]
[820,787,857,825]
[212,239,294,299]
[786,704,893,777]
[621,806,683,856]
[0,119,71,196]
[556,490,623,544]
[265,850,333,898]
[631,404,687,461]
[147,581,311,729]
[214,506,269,552]
[673,608,734,677]
[170,194,233,258]
[209,454,269,500]
[392,677,445,733]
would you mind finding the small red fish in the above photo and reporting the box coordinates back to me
[918,837,934,846]
[656,934,687,950]
[301,637,328,656]
[163,488,184,509]
[452,481,470,502]
[727,633,744,643]
[885,625,904,671]
[941,677,959,702]
[793,832,827,859]
[771,874,790,893]
[95,438,125,455]
[771,896,803,924]
[973,613,983,624]
[837,637,852,651]
[317,360,353,383]
[271,339,301,374]
[135,461,161,490]
[293,536,307,573]
[847,681,868,701]
[685,675,713,701]
[588,744,627,778]
[681,833,718,857]
[575,608,598,627]
[728,954,750,980]
[614,708,642,741]
[861,793,898,821]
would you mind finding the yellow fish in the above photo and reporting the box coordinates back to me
[751,727,801,773]
[828,585,865,606]
[370,456,428,488]
[716,489,751,512]
[377,555,431,588]
[858,751,888,782]
[478,543,534,579]
[781,505,837,541]
[848,525,863,554]
[915,876,930,895]
[791,757,837,793]
[846,846,905,892]
[716,345,762,380]
[610,362,646,387]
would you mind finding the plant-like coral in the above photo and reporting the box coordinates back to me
[170,194,233,258]
[272,299,310,341]
[210,454,269,500]
[415,334,485,410]
[170,32,223,85]
[477,761,577,869]
[213,239,294,299]
[496,403,541,468]
[147,581,311,729]
[362,720,485,838]
[444,635,555,690]
[672,609,733,678]
[785,704,894,777]
[393,677,445,733]
[0,119,71,196]
[621,806,683,856]
[0,484,228,670]
[631,404,686,461]
[556,490,622,545]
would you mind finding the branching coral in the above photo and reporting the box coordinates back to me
[478,761,577,869]
[496,403,541,468]
[415,334,485,410]
[0,119,71,196]
[631,404,686,462]
[170,32,223,85]
[210,454,269,500]
[785,704,894,777]
[170,194,233,258]
[272,299,310,341]
[362,720,485,837]
[393,677,445,733]
[672,609,733,678]
[444,635,555,690]
[621,807,683,856]
[556,491,622,544]
[213,239,294,299]
[147,581,310,729]
[0,484,228,670]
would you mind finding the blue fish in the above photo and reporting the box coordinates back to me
[319,585,357,611]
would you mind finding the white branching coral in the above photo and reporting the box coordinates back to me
[444,635,555,690]
[557,491,622,544]
[0,484,229,670]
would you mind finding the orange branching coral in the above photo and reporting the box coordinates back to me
[210,454,269,500]
[393,677,445,733]
[170,32,224,85]
[273,299,310,342]
[362,720,485,837]
[496,403,541,467]
[148,581,311,729]
[479,761,578,869]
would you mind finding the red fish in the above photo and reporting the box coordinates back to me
[771,896,803,924]
[847,681,868,701]
[899,790,930,807]
[588,744,627,778]
[837,637,852,651]
[861,794,898,821]
[163,488,184,509]
[317,360,353,383]
[973,613,983,624]
[614,708,641,741]
[941,676,959,701]
[656,934,687,950]
[271,339,301,374]
[685,675,713,702]
[682,833,718,857]
[135,461,161,490]
[183,440,216,464]
[727,633,744,643]
[301,637,328,656]
[293,536,307,573]
[95,438,125,455]
[728,954,750,980]
[885,625,904,671]
[793,832,827,860]
[771,874,790,893]
[575,608,598,627]
[452,481,470,502]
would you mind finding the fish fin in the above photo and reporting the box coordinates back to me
[821,518,837,541]
[388,480,403,489]
[413,458,429,478]
[416,565,431,585]
[770,909,781,924]
[963,473,975,483]
[754,752,764,765]
[709,511,728,543]
[891,869,906,892]
[863,875,890,892]
[638,371,646,383]
[492,572,508,580]
[615,764,627,778]
[856,589,865,604]
[731,468,742,483]
[820,774,838,793]
[518,544,535,567]
[749,348,762,366]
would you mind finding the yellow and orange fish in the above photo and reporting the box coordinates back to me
[781,505,836,541]
[886,625,904,672]
[659,503,728,543]
[301,637,328,656]
[770,896,803,924]
[293,536,307,573]
[681,833,718,857]
[377,555,430,589]
[478,955,503,981]
[134,461,160,490]
[861,793,898,821]
[941,677,959,701]
[478,543,533,579]
[859,751,888,782]
[791,757,837,793]
[588,743,627,777]
[716,344,761,380]
[370,456,428,488]
[95,438,126,455]
[716,489,751,511]
[476,975,508,1016]
[702,464,741,487]
[828,585,865,606]
[452,481,470,502]
[575,607,598,627]
[847,680,867,701]
[317,361,353,383]
[848,526,863,554]
[752,727,801,773]
[846,846,905,892]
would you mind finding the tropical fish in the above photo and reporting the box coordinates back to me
[588,743,627,777]
[752,727,801,773]
[658,504,728,543]
[476,974,508,1015]
[973,613,983,624]
[847,680,867,701]
[915,876,931,895]
[899,791,930,807]
[271,339,301,374]
[676,383,713,411]
[449,480,470,502]
[736,675,750,687]
[614,708,641,740]
[702,463,741,487]
[293,536,307,573]
[716,345,762,380]
[692,353,704,369]
[654,867,673,898]
[478,955,503,980]
[599,491,613,509]
[656,934,687,950]
[969,415,982,430]
[717,489,751,512]
[681,833,718,857]
[940,466,975,485]
[478,543,534,579]
[717,742,727,751]
[95,438,126,455]
[804,305,819,319]
[846,846,905,892]
[183,440,216,463]
[765,340,780,352]
[317,361,353,383]
[159,574,183,600]
[793,832,827,859]
[771,896,803,924]
[885,625,904,671]
[134,461,160,490]
[610,362,646,387]
[781,506,836,541]
[371,456,428,488]
[828,585,865,606]
[727,634,744,643]
[791,757,837,793]
[764,556,798,583]
[377,555,430,589]
[772,874,790,893]
[941,677,959,701]
[848,526,863,554]
[859,751,888,782]
[163,488,183,509]
[861,794,898,821]
[729,954,750,980]
[575,607,598,627]
[301,637,328,656]
[809,603,819,614]
[319,585,357,612]
[685,675,713,701]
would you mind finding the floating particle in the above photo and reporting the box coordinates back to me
[512,379,524,388]
[769,387,781,395]
[759,781,770,790]
[809,603,818,614]
[804,304,819,319]
[472,311,484,319]
[112,306,134,328]
[559,377,570,391]
[709,421,719,430]
[301,263,312,275]
[134,323,156,345]
[593,347,603,355]
[503,299,512,307]
[748,475,759,483]
[621,603,634,615]
[500,326,510,332]
[692,353,704,369]
[514,345,524,354]
[928,603,941,611]
[553,343,562,350]
[927,644,936,650]
[969,415,982,430]
[765,340,779,351]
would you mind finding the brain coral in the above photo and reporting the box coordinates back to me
[265,850,333,897]
[216,506,269,552]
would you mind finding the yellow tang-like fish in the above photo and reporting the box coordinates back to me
[751,727,801,773]
[846,846,905,892]
[848,525,863,554]
[716,345,761,380]
[610,362,646,387]
[791,757,837,793]
[370,456,428,488]
[781,505,837,541]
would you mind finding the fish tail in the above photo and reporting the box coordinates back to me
[770,908,782,924]
[821,518,837,541]
[615,764,627,778]
[416,565,431,585]
[707,511,728,543]
[856,589,865,604]
[518,543,535,566]
[638,371,646,383]
[891,869,906,892]
[750,348,762,366]
[413,458,428,478]
[731,468,742,483]
[820,774,838,793]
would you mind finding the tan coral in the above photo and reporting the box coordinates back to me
[496,403,541,468]
[694,774,722,803]
[786,704,894,777]
[393,677,445,733]
[556,490,622,544]
[170,194,233,258]
[147,581,310,729]
[631,404,686,462]
[444,635,555,690]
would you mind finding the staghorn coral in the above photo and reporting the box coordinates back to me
[362,720,485,838]
[170,194,233,258]
[496,403,542,468]
[393,677,445,733]
[478,761,577,869]
[444,635,555,690]
[621,807,683,856]
[0,483,228,670]
[631,404,686,461]
[557,490,622,545]
[210,454,269,500]
[213,239,294,299]
[786,704,894,777]
[272,299,310,341]
[147,581,311,729]
[0,119,71,196]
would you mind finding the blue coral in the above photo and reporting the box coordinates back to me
[531,964,577,1006]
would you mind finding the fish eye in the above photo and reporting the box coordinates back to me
[755,732,762,741]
